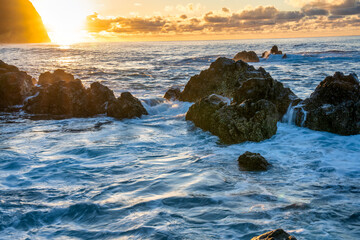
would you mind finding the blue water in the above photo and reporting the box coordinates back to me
[0,36,360,239]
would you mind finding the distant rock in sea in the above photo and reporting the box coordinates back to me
[0,0,50,43]
[238,152,270,171]
[252,229,297,240]
[262,45,286,59]
[233,51,259,63]
[0,60,147,120]
[292,72,360,135]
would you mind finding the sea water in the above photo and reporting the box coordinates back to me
[0,36,360,239]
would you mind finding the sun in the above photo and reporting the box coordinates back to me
[31,0,93,44]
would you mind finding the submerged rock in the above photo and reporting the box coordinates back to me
[0,60,35,110]
[238,152,270,171]
[233,51,259,63]
[294,72,360,135]
[107,92,148,119]
[186,95,278,144]
[164,87,181,101]
[251,229,297,240]
[23,69,147,120]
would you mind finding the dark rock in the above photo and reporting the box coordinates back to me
[262,45,284,59]
[107,92,148,120]
[251,229,297,240]
[238,152,270,171]
[233,51,259,63]
[24,69,148,120]
[282,54,287,59]
[87,82,116,115]
[24,70,91,117]
[186,94,278,144]
[0,60,35,109]
[234,76,298,119]
[0,0,50,43]
[180,57,273,102]
[164,87,181,101]
[294,72,360,135]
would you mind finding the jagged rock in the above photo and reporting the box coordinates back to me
[24,69,147,120]
[179,57,274,102]
[24,70,91,117]
[87,82,116,115]
[233,51,259,63]
[164,87,181,101]
[107,92,148,120]
[0,60,35,110]
[262,45,284,59]
[234,76,298,119]
[0,0,50,43]
[238,152,270,171]
[294,72,360,135]
[252,229,297,240]
[186,94,278,144]
[282,54,288,59]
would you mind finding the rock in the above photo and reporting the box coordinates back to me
[234,76,298,119]
[233,51,259,63]
[180,57,274,102]
[238,152,270,171]
[0,0,50,43]
[0,60,35,110]
[282,54,287,59]
[262,45,284,59]
[24,69,148,120]
[24,70,91,117]
[87,82,116,115]
[186,95,278,144]
[164,87,181,101]
[252,229,297,240]
[107,92,148,120]
[294,72,360,135]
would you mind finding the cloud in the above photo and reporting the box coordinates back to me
[86,4,360,38]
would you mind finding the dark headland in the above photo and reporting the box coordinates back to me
[0,0,50,43]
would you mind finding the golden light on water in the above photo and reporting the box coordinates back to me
[32,0,93,45]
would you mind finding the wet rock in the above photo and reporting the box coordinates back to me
[107,92,148,120]
[24,69,148,120]
[0,60,35,110]
[262,45,284,59]
[238,152,270,171]
[252,229,297,240]
[233,51,259,63]
[234,76,298,119]
[87,82,116,115]
[180,57,274,102]
[186,95,278,144]
[24,70,91,117]
[164,87,181,101]
[294,72,360,135]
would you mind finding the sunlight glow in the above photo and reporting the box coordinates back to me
[31,0,93,44]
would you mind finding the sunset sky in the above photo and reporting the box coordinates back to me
[30,0,360,43]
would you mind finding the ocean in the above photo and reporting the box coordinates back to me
[0,36,360,239]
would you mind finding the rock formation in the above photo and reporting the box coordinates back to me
[262,45,286,59]
[233,51,259,63]
[186,94,278,144]
[0,0,50,43]
[238,152,270,171]
[164,87,181,101]
[251,229,297,240]
[293,72,360,135]
[0,60,35,110]
[0,60,147,120]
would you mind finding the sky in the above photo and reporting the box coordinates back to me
[30,0,360,43]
